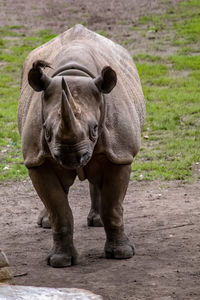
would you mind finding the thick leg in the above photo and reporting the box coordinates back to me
[100,163,135,259]
[37,183,104,228]
[87,183,103,227]
[28,161,77,267]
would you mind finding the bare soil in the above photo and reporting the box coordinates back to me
[1,179,200,300]
[1,0,200,299]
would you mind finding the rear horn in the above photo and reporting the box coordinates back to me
[62,77,81,115]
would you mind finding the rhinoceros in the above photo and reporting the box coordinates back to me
[18,24,145,267]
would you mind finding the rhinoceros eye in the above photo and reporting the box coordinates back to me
[46,129,51,142]
[89,124,98,142]
[43,124,52,142]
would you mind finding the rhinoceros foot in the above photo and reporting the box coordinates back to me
[47,247,78,268]
[87,209,103,227]
[105,237,135,259]
[37,208,51,228]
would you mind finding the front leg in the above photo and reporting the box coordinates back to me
[100,163,135,259]
[28,161,77,267]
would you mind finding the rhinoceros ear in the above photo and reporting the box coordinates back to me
[28,60,52,92]
[94,66,117,94]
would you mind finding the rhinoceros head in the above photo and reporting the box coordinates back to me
[28,60,117,169]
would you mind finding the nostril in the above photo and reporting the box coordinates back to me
[79,152,89,164]
[54,153,59,160]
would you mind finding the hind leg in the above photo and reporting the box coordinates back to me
[87,183,103,227]
[37,207,51,228]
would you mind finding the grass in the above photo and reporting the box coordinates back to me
[0,0,200,182]
[0,27,57,181]
[96,30,110,38]
[169,55,200,70]
[131,0,200,181]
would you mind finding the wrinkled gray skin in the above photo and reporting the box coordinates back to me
[18,25,145,268]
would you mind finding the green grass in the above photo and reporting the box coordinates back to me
[131,0,200,181]
[169,55,200,70]
[0,27,57,181]
[96,30,109,37]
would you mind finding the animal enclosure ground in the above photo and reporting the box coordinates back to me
[1,179,200,299]
[0,0,200,299]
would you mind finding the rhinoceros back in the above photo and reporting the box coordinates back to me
[18,25,145,167]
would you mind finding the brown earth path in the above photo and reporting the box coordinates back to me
[0,179,200,299]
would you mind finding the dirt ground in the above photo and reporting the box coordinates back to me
[1,179,200,299]
[1,0,200,299]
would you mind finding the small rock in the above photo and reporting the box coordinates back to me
[146,31,156,40]
[139,174,143,180]
[0,250,13,284]
[3,166,9,170]
[0,267,12,282]
[1,149,7,153]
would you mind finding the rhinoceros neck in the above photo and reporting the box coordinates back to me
[52,63,96,78]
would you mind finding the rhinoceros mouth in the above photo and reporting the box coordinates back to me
[52,142,93,169]
[59,152,92,169]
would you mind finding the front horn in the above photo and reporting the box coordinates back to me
[28,60,52,92]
